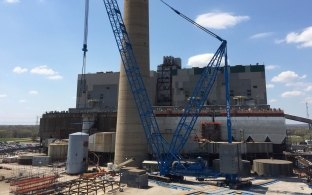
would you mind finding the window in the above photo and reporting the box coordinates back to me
[247,89,251,96]
[230,90,234,97]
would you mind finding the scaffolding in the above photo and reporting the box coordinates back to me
[156,56,181,106]
[58,172,121,194]
[294,156,312,182]
[8,163,64,195]
[10,175,58,195]
[9,166,121,194]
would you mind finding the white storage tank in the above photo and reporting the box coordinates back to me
[66,132,89,174]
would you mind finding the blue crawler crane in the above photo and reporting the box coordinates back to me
[101,0,242,185]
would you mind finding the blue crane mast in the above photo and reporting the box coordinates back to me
[102,0,170,170]
[159,2,233,160]
[102,0,232,178]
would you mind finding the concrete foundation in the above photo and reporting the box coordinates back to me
[219,143,242,175]
[120,167,148,188]
[18,155,34,165]
[32,156,51,166]
[213,159,251,177]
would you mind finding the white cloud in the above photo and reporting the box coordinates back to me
[285,82,304,87]
[48,75,63,80]
[3,0,20,4]
[305,85,312,92]
[28,90,38,95]
[274,39,284,44]
[13,66,28,74]
[31,65,57,75]
[269,99,277,103]
[285,82,312,92]
[30,65,63,80]
[0,94,8,98]
[250,32,273,39]
[265,65,279,71]
[284,26,312,48]
[19,99,27,103]
[187,53,214,68]
[266,84,275,89]
[281,90,304,98]
[195,12,249,29]
[271,71,306,83]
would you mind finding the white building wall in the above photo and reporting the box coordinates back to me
[156,116,286,153]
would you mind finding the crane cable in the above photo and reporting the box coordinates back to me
[79,0,89,108]
[160,0,224,42]
[160,0,232,144]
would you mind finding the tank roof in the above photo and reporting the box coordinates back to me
[70,132,88,136]
[254,159,292,164]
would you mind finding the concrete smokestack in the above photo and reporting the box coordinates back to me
[114,0,150,166]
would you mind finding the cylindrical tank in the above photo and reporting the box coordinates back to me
[66,132,89,174]
[253,159,293,177]
[114,0,150,166]
[48,143,68,162]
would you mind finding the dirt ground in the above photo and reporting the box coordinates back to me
[0,162,312,195]
[0,182,10,195]
[1,176,312,195]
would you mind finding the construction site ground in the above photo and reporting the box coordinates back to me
[0,163,312,195]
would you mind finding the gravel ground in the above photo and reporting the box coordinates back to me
[0,182,10,195]
[1,162,312,195]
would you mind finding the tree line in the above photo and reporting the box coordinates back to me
[0,125,38,138]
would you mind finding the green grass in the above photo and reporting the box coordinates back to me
[0,137,33,142]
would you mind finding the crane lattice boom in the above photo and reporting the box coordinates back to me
[102,0,231,177]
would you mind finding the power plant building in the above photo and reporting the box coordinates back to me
[75,61,267,109]
[40,61,287,162]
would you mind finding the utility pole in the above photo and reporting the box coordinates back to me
[306,102,312,142]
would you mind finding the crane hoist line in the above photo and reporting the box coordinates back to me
[102,0,232,178]
[79,0,89,108]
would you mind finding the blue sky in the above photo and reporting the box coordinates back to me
[0,0,312,124]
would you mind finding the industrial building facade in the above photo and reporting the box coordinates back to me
[76,58,267,110]
[40,60,285,164]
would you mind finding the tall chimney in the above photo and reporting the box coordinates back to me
[114,0,150,166]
